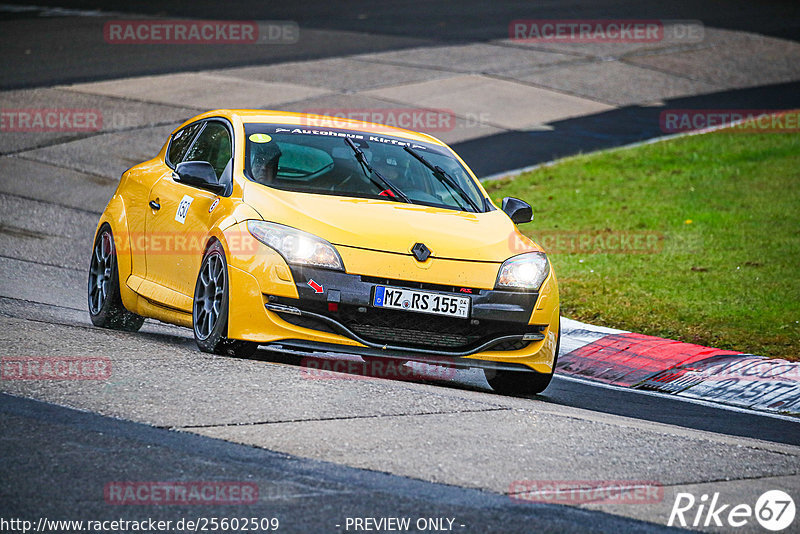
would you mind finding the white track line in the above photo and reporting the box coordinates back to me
[0,3,136,17]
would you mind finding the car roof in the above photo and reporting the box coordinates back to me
[187,109,448,147]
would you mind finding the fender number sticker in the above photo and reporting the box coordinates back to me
[175,195,193,224]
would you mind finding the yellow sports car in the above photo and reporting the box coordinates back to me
[88,110,560,394]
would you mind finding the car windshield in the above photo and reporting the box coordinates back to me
[243,124,488,212]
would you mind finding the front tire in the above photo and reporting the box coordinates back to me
[485,323,560,395]
[88,224,144,332]
[193,241,258,358]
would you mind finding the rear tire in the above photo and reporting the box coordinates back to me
[88,224,145,332]
[485,323,560,395]
[193,240,258,358]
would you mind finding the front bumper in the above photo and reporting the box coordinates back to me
[266,265,546,357]
[223,228,559,373]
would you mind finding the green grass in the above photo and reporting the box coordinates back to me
[485,128,800,359]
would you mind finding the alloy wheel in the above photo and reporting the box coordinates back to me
[194,253,225,339]
[88,231,113,315]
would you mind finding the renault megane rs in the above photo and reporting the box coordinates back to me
[88,110,560,394]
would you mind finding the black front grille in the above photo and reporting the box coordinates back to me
[274,299,542,352]
[341,306,488,349]
[349,323,470,349]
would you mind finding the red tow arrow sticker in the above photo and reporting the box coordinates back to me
[307,279,324,293]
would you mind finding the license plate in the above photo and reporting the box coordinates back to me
[373,286,470,318]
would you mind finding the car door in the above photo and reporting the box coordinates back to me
[120,121,204,283]
[144,120,233,306]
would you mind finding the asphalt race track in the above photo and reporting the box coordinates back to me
[1,2,799,533]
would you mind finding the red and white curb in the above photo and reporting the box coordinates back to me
[559,318,800,416]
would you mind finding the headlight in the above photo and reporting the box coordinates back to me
[495,252,549,290]
[247,220,344,271]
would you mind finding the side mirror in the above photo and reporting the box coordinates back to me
[501,197,533,224]
[174,161,225,194]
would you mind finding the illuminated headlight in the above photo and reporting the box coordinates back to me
[495,252,549,290]
[247,220,344,271]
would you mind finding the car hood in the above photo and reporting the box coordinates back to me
[243,183,541,262]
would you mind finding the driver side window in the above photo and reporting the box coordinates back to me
[183,122,232,178]
[167,122,203,168]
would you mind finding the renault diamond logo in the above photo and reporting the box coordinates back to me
[411,243,431,262]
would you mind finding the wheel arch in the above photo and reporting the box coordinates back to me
[93,194,138,311]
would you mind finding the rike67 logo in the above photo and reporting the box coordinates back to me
[668,490,795,531]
